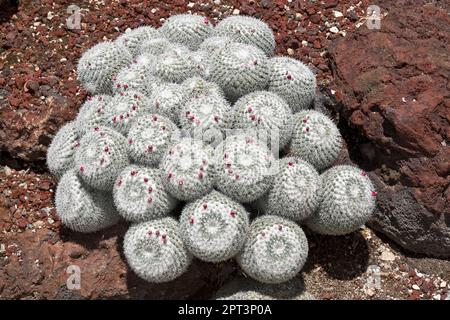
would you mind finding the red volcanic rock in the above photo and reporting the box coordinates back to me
[329,1,450,256]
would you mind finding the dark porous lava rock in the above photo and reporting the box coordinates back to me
[329,0,450,257]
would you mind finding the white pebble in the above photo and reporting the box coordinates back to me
[412,284,420,290]
[332,10,343,18]
[233,9,240,15]
[330,26,340,33]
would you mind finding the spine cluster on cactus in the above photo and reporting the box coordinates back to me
[159,14,214,50]
[113,165,177,222]
[265,157,321,221]
[231,91,293,150]
[77,41,132,95]
[75,126,129,191]
[198,36,233,53]
[215,16,275,56]
[305,165,377,235]
[267,57,316,112]
[75,95,112,135]
[209,42,269,101]
[127,114,180,167]
[237,215,309,284]
[115,26,160,58]
[160,138,216,201]
[103,90,149,135]
[55,169,120,233]
[123,217,192,283]
[150,44,197,83]
[215,135,275,203]
[290,110,342,171]
[46,121,81,178]
[147,82,185,125]
[179,191,249,263]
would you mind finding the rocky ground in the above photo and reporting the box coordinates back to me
[0,0,449,299]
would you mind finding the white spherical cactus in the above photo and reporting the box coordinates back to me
[150,44,196,83]
[47,121,81,178]
[55,169,120,233]
[290,110,342,171]
[75,126,129,191]
[160,138,216,201]
[215,16,275,56]
[268,57,316,112]
[140,37,172,56]
[265,157,321,221]
[112,53,162,97]
[237,215,309,284]
[75,95,112,135]
[180,91,231,145]
[147,83,185,125]
[113,165,177,222]
[209,42,269,101]
[215,135,275,203]
[160,14,214,50]
[103,90,150,135]
[124,217,192,283]
[305,165,377,235]
[127,114,180,167]
[232,91,293,150]
[115,26,160,57]
[77,41,132,94]
[179,191,250,262]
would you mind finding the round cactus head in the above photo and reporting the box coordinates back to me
[112,53,162,97]
[160,138,216,201]
[237,215,309,284]
[75,126,129,191]
[127,113,181,167]
[115,26,160,57]
[148,82,185,125]
[140,37,172,56]
[159,14,214,50]
[305,165,377,235]
[179,191,250,262]
[47,121,81,178]
[103,90,150,135]
[124,217,192,283]
[113,165,177,222]
[180,91,231,146]
[268,57,316,112]
[77,41,132,95]
[232,91,293,151]
[290,110,342,171]
[215,16,275,56]
[150,44,196,83]
[75,95,112,135]
[55,169,120,233]
[209,42,269,101]
[266,157,321,221]
[215,135,275,203]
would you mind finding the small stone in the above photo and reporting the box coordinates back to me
[366,288,375,296]
[47,217,55,225]
[433,294,441,300]
[380,250,395,261]
[412,284,420,290]
[0,244,5,254]
[301,40,308,46]
[47,12,55,20]
[329,26,339,33]
[440,281,447,288]
[233,9,240,15]
[18,218,29,229]
[332,10,343,18]
[287,48,294,55]
[187,2,195,8]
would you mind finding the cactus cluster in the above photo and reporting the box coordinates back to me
[48,13,377,286]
